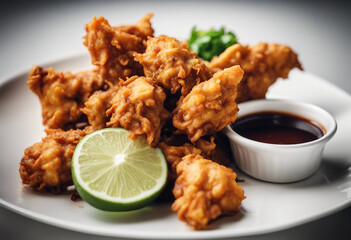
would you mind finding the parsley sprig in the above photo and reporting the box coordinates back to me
[188,26,238,61]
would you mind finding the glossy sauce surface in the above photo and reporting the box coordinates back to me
[231,111,324,144]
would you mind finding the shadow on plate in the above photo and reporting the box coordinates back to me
[235,156,351,189]
[283,157,351,189]
[92,201,173,224]
[210,211,244,230]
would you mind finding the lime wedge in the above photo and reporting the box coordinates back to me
[71,128,168,211]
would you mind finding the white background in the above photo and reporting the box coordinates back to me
[0,0,350,239]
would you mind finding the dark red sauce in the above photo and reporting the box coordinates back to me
[231,111,324,144]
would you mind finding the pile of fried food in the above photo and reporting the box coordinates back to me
[19,14,302,230]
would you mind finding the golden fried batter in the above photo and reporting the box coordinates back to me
[82,84,119,129]
[27,66,104,129]
[195,137,216,157]
[159,141,201,177]
[159,135,230,179]
[19,127,93,193]
[84,14,153,83]
[135,35,212,95]
[159,135,216,168]
[107,76,170,147]
[208,43,302,103]
[172,154,245,230]
[113,13,154,39]
[173,65,243,142]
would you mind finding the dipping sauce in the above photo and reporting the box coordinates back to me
[231,111,324,144]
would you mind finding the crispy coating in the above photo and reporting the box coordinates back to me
[27,66,104,129]
[135,35,213,95]
[107,76,170,147]
[159,135,229,179]
[171,154,245,230]
[159,141,201,178]
[84,14,153,83]
[158,134,231,206]
[195,136,216,157]
[113,13,154,39]
[173,65,243,142]
[82,84,119,129]
[159,136,215,170]
[194,136,231,167]
[208,43,302,103]
[19,127,93,193]
[157,141,203,201]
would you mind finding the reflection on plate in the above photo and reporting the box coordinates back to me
[0,55,350,239]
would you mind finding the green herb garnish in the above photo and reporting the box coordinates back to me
[188,26,238,61]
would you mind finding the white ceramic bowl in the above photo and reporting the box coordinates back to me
[223,99,337,183]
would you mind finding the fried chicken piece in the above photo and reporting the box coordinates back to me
[158,134,231,203]
[172,154,245,230]
[159,136,216,169]
[195,136,216,157]
[84,14,154,83]
[159,141,201,178]
[195,136,231,167]
[159,135,229,177]
[135,35,213,95]
[113,13,154,39]
[82,83,119,129]
[208,43,302,103]
[19,127,93,193]
[157,140,203,201]
[27,66,104,129]
[173,65,243,142]
[107,76,170,147]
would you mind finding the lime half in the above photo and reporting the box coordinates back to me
[72,128,168,211]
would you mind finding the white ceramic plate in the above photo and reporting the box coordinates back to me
[0,55,350,239]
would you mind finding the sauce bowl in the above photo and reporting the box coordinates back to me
[223,99,337,183]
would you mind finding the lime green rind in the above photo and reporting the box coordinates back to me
[72,168,167,211]
[71,127,168,212]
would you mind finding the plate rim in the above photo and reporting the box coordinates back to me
[1,196,350,239]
